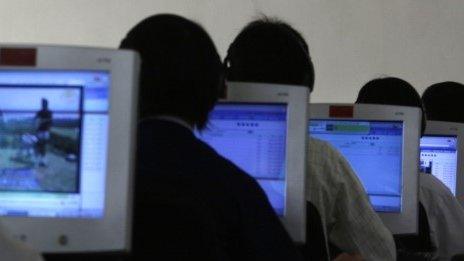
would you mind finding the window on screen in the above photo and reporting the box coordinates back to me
[420,135,458,195]
[0,87,82,193]
[310,120,403,212]
[196,103,287,216]
[0,71,109,218]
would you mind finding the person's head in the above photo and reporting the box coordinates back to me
[422,81,464,123]
[225,17,314,92]
[356,77,426,136]
[120,14,223,129]
[41,98,48,109]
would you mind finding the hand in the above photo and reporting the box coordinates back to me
[333,253,363,261]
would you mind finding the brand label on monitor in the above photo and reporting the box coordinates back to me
[0,48,37,66]
[329,105,354,118]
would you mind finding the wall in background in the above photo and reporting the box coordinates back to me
[1,0,463,103]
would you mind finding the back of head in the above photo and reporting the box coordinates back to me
[356,77,426,136]
[120,14,223,129]
[422,81,464,123]
[225,17,315,91]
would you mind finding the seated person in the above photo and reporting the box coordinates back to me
[0,221,42,261]
[356,77,464,260]
[421,81,464,258]
[120,14,302,260]
[225,17,395,260]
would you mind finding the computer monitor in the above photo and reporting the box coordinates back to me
[196,82,308,243]
[0,46,139,253]
[309,103,421,235]
[421,120,464,205]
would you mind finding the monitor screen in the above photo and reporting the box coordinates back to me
[0,70,109,219]
[196,102,287,216]
[420,135,458,195]
[310,120,403,212]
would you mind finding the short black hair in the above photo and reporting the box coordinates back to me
[225,17,315,91]
[422,81,464,123]
[356,77,426,136]
[120,14,223,129]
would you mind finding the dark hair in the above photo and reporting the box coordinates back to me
[422,81,464,123]
[120,14,223,129]
[225,17,315,91]
[356,77,426,136]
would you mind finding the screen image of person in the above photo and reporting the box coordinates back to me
[420,135,458,195]
[196,103,287,216]
[0,71,109,218]
[310,120,403,212]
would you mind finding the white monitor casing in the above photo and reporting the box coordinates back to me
[424,120,464,206]
[227,81,308,243]
[309,103,421,235]
[0,45,139,253]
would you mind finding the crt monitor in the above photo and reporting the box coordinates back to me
[0,46,139,253]
[421,120,464,205]
[196,82,308,243]
[309,103,421,235]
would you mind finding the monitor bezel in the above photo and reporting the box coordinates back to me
[424,120,464,206]
[309,103,421,235]
[227,81,308,243]
[0,45,139,253]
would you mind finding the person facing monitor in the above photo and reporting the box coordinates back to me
[119,14,302,260]
[225,17,394,260]
[422,81,464,204]
[356,77,464,260]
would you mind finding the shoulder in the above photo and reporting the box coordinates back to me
[309,137,348,167]
[307,137,368,199]
[190,139,272,209]
[419,172,464,221]
[308,137,357,181]
[419,173,454,198]
[195,139,259,185]
[138,120,264,197]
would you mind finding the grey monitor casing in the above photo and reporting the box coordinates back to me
[309,103,421,235]
[424,120,464,206]
[227,82,308,243]
[0,45,139,253]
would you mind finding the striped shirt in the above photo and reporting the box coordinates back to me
[307,137,396,260]
[420,173,464,260]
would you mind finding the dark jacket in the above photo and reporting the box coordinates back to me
[131,119,301,260]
